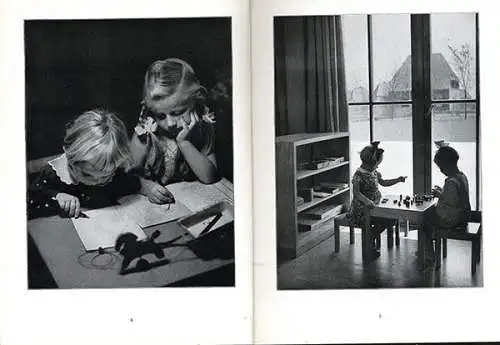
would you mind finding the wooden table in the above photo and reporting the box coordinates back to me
[28,216,234,288]
[27,179,235,289]
[362,194,437,264]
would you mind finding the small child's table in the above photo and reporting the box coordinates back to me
[362,194,437,265]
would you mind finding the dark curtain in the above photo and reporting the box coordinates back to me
[274,16,348,136]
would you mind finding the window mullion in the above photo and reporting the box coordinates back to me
[411,14,432,194]
[475,12,481,210]
[367,15,373,141]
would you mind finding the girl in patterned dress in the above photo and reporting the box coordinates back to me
[130,58,219,204]
[347,142,407,257]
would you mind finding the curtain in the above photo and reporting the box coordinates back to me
[274,16,348,136]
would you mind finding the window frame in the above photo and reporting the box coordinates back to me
[345,13,480,209]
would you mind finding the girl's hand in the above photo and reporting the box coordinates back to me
[55,193,81,218]
[398,176,408,183]
[431,185,443,197]
[140,178,174,204]
[176,113,199,143]
[365,200,376,209]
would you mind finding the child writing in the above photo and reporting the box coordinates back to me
[27,109,145,219]
[130,58,219,204]
[421,142,472,261]
[347,141,407,257]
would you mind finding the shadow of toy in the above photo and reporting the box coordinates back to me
[115,222,234,275]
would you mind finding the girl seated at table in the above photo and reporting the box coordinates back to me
[130,58,219,205]
[347,141,407,257]
[27,109,163,219]
[421,142,472,262]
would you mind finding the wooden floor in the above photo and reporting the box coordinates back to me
[278,228,483,290]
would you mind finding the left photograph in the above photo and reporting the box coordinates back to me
[25,18,234,288]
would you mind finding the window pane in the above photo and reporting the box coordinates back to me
[349,105,370,181]
[373,104,413,195]
[342,15,369,103]
[431,13,476,100]
[431,102,477,209]
[372,14,411,102]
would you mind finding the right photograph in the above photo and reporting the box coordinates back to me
[274,13,482,289]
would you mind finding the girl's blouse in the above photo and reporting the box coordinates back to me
[347,167,382,227]
[27,154,141,219]
[132,115,215,185]
[435,171,471,228]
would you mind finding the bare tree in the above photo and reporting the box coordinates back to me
[448,43,473,119]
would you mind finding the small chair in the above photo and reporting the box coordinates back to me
[333,213,397,253]
[434,210,482,275]
[333,213,355,252]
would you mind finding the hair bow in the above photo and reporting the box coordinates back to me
[434,140,449,149]
[370,141,381,162]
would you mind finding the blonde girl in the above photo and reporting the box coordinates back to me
[28,109,141,219]
[130,58,219,204]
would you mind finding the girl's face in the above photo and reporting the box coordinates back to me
[434,160,451,177]
[69,161,117,186]
[146,86,193,138]
[374,153,384,168]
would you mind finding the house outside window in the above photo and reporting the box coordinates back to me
[343,13,480,209]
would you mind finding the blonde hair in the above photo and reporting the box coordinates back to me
[63,109,132,172]
[142,58,207,111]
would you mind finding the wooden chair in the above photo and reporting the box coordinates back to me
[333,213,355,253]
[333,213,398,253]
[434,210,482,275]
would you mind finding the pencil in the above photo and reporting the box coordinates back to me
[77,212,90,219]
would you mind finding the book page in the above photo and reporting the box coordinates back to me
[1,0,252,344]
[252,0,500,344]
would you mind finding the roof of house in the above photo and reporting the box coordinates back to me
[389,53,459,91]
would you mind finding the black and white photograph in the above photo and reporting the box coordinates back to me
[25,17,235,289]
[274,13,482,289]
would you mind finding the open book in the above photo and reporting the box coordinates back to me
[2,1,498,345]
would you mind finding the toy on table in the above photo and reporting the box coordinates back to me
[413,193,434,205]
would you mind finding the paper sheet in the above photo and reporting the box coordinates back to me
[117,194,191,228]
[71,179,233,251]
[71,207,147,251]
[167,178,234,213]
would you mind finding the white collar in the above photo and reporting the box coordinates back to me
[48,154,76,185]
[357,167,376,174]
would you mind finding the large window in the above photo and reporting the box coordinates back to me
[343,14,413,196]
[430,13,478,209]
[342,13,480,209]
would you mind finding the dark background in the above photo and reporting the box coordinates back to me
[25,18,233,181]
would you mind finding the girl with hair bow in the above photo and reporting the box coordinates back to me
[130,58,219,204]
[347,141,407,257]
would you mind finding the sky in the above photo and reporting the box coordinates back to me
[342,13,477,97]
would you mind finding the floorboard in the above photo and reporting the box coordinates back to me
[278,227,483,289]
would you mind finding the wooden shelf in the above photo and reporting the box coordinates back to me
[276,132,350,261]
[296,161,349,180]
[276,131,349,146]
[297,187,349,213]
[296,218,337,257]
